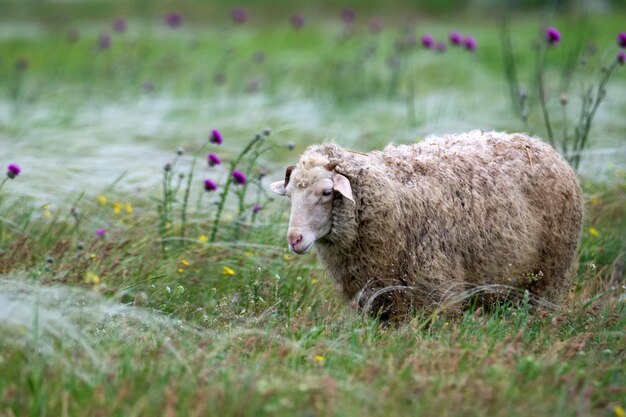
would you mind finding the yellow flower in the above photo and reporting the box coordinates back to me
[177,268,184,274]
[180,259,190,266]
[125,202,133,214]
[42,204,52,218]
[313,355,325,363]
[97,195,107,206]
[112,202,123,214]
[89,253,97,260]
[614,406,625,417]
[223,265,235,276]
[590,197,600,206]
[198,234,209,243]
[283,254,292,261]
[311,278,318,285]
[588,227,599,237]
[84,271,101,284]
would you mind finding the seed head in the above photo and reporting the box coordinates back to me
[176,147,184,156]
[7,163,21,179]
[286,141,296,151]
[164,162,172,172]
[559,93,568,105]
[263,127,271,137]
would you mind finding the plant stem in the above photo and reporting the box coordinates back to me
[536,46,555,148]
[209,134,264,242]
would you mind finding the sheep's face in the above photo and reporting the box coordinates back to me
[270,165,354,254]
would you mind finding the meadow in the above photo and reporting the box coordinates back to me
[1,2,625,416]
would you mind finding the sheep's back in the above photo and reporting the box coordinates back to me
[381,131,583,298]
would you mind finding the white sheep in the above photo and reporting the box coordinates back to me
[271,131,584,320]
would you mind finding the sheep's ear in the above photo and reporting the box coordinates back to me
[333,173,354,204]
[270,180,287,196]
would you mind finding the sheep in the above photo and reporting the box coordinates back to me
[270,131,584,321]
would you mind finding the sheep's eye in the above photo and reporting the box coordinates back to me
[322,189,333,196]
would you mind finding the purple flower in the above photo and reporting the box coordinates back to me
[463,36,477,52]
[341,9,356,24]
[204,179,217,192]
[99,34,111,50]
[436,41,447,53]
[618,50,626,65]
[112,18,127,34]
[449,31,462,45]
[207,153,221,167]
[7,163,21,179]
[291,13,305,30]
[545,27,561,46]
[210,129,223,145]
[617,32,626,48]
[231,7,248,24]
[165,12,182,28]
[368,18,384,34]
[232,170,247,185]
[252,204,262,214]
[67,29,80,43]
[421,34,435,49]
[96,228,107,237]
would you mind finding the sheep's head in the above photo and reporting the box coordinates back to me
[270,161,354,254]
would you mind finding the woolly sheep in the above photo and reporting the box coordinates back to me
[270,131,584,320]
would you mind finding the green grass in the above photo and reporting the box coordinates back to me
[1,5,625,417]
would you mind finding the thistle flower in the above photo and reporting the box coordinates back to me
[95,228,107,237]
[368,18,384,34]
[341,9,356,24]
[449,31,462,45]
[545,27,561,46]
[436,41,447,53]
[617,32,626,48]
[165,12,182,28]
[618,50,625,65]
[207,153,221,167]
[421,34,435,49]
[463,36,477,52]
[98,34,111,50]
[204,179,217,191]
[252,204,262,214]
[232,170,247,185]
[231,7,248,24]
[210,129,223,145]
[291,13,305,30]
[112,18,127,34]
[7,163,21,179]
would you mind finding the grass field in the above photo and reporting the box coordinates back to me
[1,3,625,416]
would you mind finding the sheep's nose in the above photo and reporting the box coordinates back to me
[288,232,303,248]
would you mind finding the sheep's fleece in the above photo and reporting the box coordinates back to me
[271,131,584,319]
